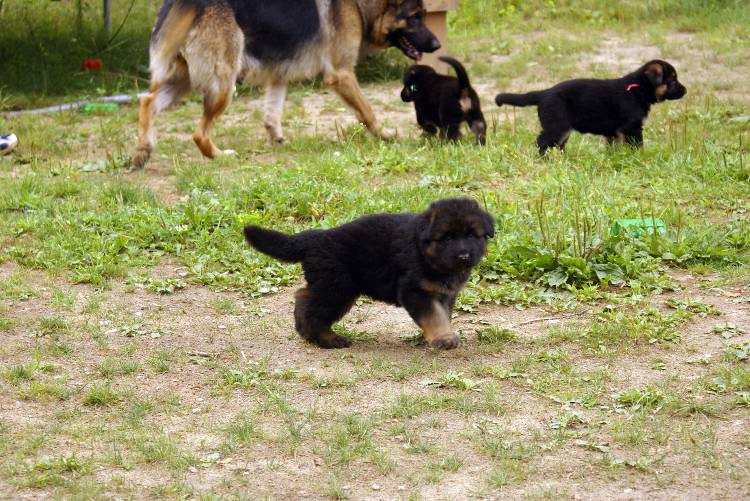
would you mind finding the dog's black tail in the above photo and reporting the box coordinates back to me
[439,56,471,91]
[495,91,544,107]
[244,226,306,263]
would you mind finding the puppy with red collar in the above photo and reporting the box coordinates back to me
[495,60,686,153]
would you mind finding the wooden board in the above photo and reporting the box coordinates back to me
[422,0,459,73]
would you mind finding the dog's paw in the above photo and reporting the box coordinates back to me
[316,331,352,349]
[131,145,152,169]
[429,335,461,350]
[378,128,396,141]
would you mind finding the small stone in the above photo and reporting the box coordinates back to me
[218,325,227,330]
[397,485,406,491]
[134,311,143,317]
[192,407,200,414]
[371,484,381,491]
[188,466,198,473]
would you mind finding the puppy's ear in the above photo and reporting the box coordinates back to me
[420,203,440,243]
[480,211,495,239]
[644,62,663,87]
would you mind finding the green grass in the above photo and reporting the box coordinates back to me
[96,357,140,378]
[82,382,120,406]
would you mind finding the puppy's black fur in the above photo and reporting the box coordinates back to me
[401,56,487,144]
[495,60,686,154]
[244,198,494,350]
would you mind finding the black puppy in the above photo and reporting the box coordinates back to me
[495,59,686,153]
[244,198,494,350]
[401,56,487,144]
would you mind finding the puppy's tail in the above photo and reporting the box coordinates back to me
[495,91,543,107]
[244,226,306,263]
[439,56,471,91]
[149,0,200,83]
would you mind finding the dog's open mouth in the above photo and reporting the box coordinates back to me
[399,36,422,61]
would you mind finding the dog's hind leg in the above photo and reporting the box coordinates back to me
[537,128,572,154]
[536,99,572,154]
[133,1,198,169]
[294,287,356,349]
[263,81,287,145]
[134,91,158,169]
[185,5,243,159]
[133,59,191,169]
[468,109,487,145]
[192,84,236,159]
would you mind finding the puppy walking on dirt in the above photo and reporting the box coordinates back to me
[401,56,487,144]
[244,198,494,350]
[495,60,686,154]
[133,0,441,168]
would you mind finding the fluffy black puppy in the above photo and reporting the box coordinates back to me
[401,56,487,144]
[244,198,494,350]
[495,59,686,153]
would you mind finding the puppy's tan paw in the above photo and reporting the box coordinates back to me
[316,331,352,349]
[429,335,461,350]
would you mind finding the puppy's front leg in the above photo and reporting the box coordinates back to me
[623,127,644,147]
[324,68,393,140]
[401,290,460,349]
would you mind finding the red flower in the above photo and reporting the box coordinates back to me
[81,59,102,71]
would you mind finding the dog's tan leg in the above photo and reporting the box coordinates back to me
[133,57,191,169]
[193,85,235,159]
[324,69,392,139]
[418,300,460,350]
[264,81,287,144]
[133,89,158,169]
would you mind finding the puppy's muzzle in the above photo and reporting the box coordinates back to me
[669,83,687,100]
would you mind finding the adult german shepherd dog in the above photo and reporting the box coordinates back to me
[133,0,441,168]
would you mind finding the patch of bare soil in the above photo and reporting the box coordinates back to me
[585,33,749,102]
[1,259,748,499]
